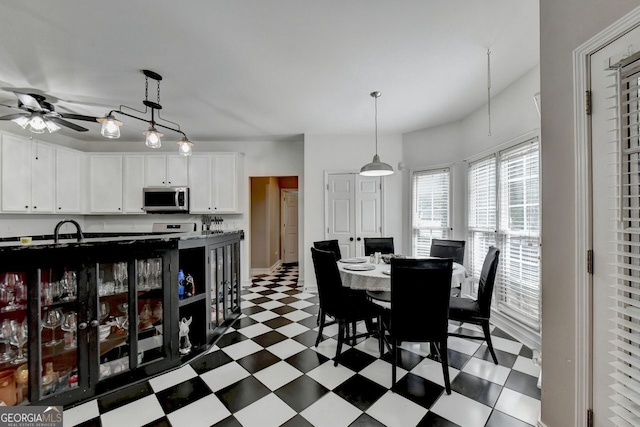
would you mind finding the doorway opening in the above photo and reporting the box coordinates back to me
[249,176,298,276]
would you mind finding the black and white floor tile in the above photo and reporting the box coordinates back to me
[64,265,541,427]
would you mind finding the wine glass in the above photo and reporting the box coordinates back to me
[0,273,16,311]
[42,308,63,346]
[9,320,27,364]
[137,260,146,290]
[153,260,162,288]
[113,263,122,293]
[99,301,110,323]
[120,262,128,292]
[0,319,13,361]
[61,311,78,349]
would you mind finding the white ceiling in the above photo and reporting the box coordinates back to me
[0,1,539,147]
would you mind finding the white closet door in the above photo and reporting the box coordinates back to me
[326,173,382,259]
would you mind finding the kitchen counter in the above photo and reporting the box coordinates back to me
[0,230,244,250]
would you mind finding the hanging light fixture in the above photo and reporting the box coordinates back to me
[11,113,61,134]
[360,91,394,176]
[101,70,195,156]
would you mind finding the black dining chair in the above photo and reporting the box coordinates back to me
[364,237,394,256]
[313,240,342,327]
[381,257,453,393]
[311,247,382,365]
[430,239,466,296]
[430,239,466,265]
[448,246,500,364]
[313,240,342,261]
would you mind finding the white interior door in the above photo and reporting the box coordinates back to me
[281,190,298,264]
[326,173,381,258]
[590,25,640,426]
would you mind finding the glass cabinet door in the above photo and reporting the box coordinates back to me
[39,268,81,400]
[96,262,131,381]
[135,258,165,365]
[210,246,225,327]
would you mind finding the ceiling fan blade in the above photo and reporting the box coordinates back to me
[0,103,24,111]
[59,113,99,122]
[15,93,42,111]
[0,113,29,121]
[49,117,89,132]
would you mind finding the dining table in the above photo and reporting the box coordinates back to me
[338,257,467,292]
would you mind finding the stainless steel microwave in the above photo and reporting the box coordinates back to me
[143,187,189,213]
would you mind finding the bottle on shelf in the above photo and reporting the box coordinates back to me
[178,269,185,300]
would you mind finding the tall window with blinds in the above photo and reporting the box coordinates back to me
[609,55,640,427]
[411,168,450,257]
[467,139,541,331]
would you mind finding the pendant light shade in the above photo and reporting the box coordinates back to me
[177,136,194,156]
[97,114,122,139]
[143,125,163,148]
[360,91,394,177]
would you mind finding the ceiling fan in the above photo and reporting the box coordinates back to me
[0,92,99,134]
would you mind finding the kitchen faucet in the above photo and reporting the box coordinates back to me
[54,220,84,244]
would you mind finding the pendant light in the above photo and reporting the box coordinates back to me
[360,91,394,176]
[101,70,195,155]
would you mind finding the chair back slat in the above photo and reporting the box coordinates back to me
[311,247,346,315]
[430,239,466,265]
[390,258,453,343]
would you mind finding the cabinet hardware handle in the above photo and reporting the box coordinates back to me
[33,206,36,209]
[78,322,88,330]
[357,237,361,241]
[90,320,99,327]
[24,206,28,209]
[58,207,61,210]
[349,237,354,241]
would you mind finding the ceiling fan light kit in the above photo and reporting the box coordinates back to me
[360,91,394,177]
[102,69,195,156]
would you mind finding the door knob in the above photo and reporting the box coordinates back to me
[90,320,99,327]
[356,237,362,241]
[78,322,88,330]
[349,237,354,241]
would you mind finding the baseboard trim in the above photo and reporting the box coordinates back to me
[250,260,283,278]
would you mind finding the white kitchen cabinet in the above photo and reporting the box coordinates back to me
[123,155,146,214]
[188,153,242,214]
[212,153,242,213]
[188,154,213,213]
[144,155,188,187]
[88,154,123,213]
[1,135,55,213]
[55,148,83,213]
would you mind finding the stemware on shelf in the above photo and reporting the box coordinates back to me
[61,311,78,349]
[0,319,13,361]
[99,301,110,323]
[42,308,63,346]
[10,320,27,364]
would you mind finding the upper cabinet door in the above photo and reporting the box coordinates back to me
[188,155,212,213]
[89,155,123,213]
[144,155,167,186]
[166,155,188,186]
[30,143,55,213]
[123,155,145,214]
[1,135,32,212]
[55,148,82,213]
[212,153,239,213]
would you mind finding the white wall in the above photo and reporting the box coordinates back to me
[303,133,403,288]
[539,2,639,426]
[402,65,540,256]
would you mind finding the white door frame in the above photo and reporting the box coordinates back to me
[573,6,640,426]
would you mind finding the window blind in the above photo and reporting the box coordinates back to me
[610,56,640,427]
[412,168,450,257]
[467,141,541,331]
[468,156,496,285]
[495,140,541,329]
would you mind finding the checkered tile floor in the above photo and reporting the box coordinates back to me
[64,265,541,427]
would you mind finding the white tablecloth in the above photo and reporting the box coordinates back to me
[338,258,467,292]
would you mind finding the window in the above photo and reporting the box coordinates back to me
[467,139,541,331]
[411,167,450,257]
